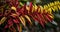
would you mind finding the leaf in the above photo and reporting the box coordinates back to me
[46,14,53,21]
[34,5,38,12]
[51,7,55,12]
[20,2,23,6]
[26,6,30,13]
[0,8,3,13]
[53,6,58,11]
[29,14,38,22]
[58,5,60,10]
[0,12,3,17]
[9,26,16,32]
[4,24,9,29]
[40,6,43,13]
[39,14,47,23]
[47,4,50,8]
[44,14,53,22]
[48,14,54,19]
[11,7,16,11]
[19,16,26,26]
[44,5,48,10]
[24,15,32,25]
[10,14,17,18]
[8,19,13,28]
[16,24,22,32]
[32,6,35,13]
[49,2,54,7]
[54,1,58,5]
[36,13,45,27]
[47,8,52,14]
[13,19,19,24]
[20,25,22,32]
[29,2,32,12]
[0,17,7,25]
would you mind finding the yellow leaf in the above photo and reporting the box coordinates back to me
[47,4,50,8]
[59,2,60,5]
[47,8,52,14]
[34,5,38,12]
[56,1,60,5]
[24,15,32,25]
[20,2,23,6]
[51,7,55,12]
[26,6,30,13]
[58,5,60,10]
[45,9,48,13]
[38,7,40,13]
[40,6,44,13]
[49,14,54,19]
[53,6,58,11]
[32,6,35,13]
[50,2,54,7]
[54,1,58,5]
[11,6,16,11]
[44,5,48,10]
[0,17,7,25]
[11,14,17,16]
[19,16,26,26]
[19,25,22,32]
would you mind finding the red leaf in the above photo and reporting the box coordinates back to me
[29,2,32,12]
[44,14,52,22]
[8,19,13,27]
[36,13,44,27]
[15,0,19,8]
[13,19,19,24]
[46,14,53,22]
[28,13,38,22]
[8,19,13,24]
[24,4,28,14]
[39,14,47,23]
[0,12,3,17]
[9,26,16,32]
[4,24,9,29]
[16,24,20,31]
[4,19,13,29]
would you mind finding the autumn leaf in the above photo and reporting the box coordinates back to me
[24,15,32,25]
[0,17,7,25]
[19,16,26,26]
